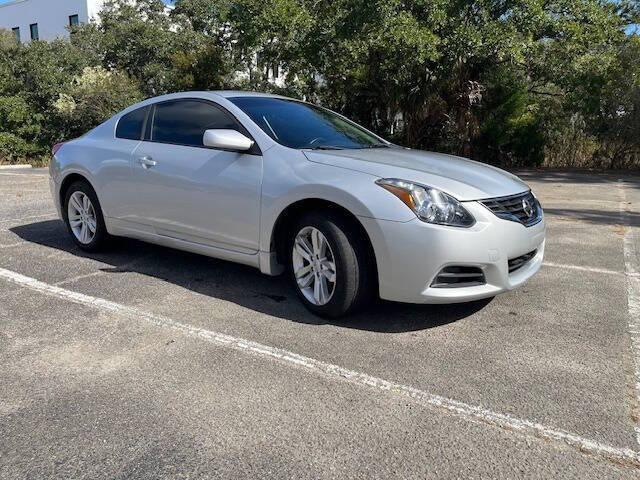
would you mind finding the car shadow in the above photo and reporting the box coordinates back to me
[511,169,640,227]
[10,220,492,333]
[513,169,640,186]
[543,207,640,227]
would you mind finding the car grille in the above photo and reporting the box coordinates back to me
[480,191,542,227]
[431,266,486,288]
[508,250,537,274]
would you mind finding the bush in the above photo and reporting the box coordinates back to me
[0,31,143,164]
[52,66,143,140]
[543,115,600,169]
[0,95,43,163]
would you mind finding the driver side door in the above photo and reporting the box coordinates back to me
[128,99,263,254]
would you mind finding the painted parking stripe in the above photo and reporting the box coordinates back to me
[0,242,26,249]
[619,179,640,447]
[0,173,48,178]
[543,262,625,276]
[0,265,639,468]
[0,213,58,226]
[54,254,155,286]
[2,185,48,197]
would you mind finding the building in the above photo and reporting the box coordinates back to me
[0,0,105,42]
[0,0,286,86]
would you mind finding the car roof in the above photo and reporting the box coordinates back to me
[209,90,287,99]
[114,91,295,120]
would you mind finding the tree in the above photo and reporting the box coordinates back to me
[84,0,181,95]
[0,31,92,162]
[2,0,640,168]
[594,36,640,168]
[53,66,143,140]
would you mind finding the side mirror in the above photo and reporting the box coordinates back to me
[203,129,254,152]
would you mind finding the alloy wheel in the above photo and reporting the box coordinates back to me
[67,191,97,244]
[292,226,337,306]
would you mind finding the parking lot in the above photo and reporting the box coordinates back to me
[1,167,640,478]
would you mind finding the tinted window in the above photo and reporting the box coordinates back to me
[116,106,148,140]
[30,23,38,41]
[229,97,387,150]
[152,100,240,147]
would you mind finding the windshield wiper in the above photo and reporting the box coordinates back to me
[306,145,345,150]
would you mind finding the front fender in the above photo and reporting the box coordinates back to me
[259,154,415,253]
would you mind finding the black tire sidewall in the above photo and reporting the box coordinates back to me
[62,181,109,252]
[288,212,366,318]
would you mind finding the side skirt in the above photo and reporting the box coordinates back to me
[106,217,261,269]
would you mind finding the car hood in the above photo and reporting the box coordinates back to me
[303,147,529,201]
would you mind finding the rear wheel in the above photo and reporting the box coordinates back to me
[288,211,372,317]
[62,180,110,252]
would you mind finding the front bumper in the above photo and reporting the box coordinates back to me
[359,201,546,304]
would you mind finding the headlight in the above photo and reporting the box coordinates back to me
[376,178,475,227]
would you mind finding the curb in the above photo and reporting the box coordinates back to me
[0,165,33,170]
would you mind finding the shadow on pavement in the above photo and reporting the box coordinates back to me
[511,170,640,227]
[543,207,640,227]
[10,219,491,333]
[514,169,640,186]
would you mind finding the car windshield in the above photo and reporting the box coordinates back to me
[228,96,388,150]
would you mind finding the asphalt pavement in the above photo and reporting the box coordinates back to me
[1,167,640,478]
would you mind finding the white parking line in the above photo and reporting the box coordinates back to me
[0,213,58,247]
[0,265,638,468]
[543,262,625,276]
[0,174,48,179]
[0,188,49,193]
[0,242,26,249]
[54,254,155,286]
[619,179,640,447]
[0,164,32,169]
[0,213,58,226]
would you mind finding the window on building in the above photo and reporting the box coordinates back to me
[11,27,20,43]
[29,23,39,41]
[69,15,79,27]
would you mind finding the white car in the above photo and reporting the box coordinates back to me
[50,91,545,317]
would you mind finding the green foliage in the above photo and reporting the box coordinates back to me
[0,27,144,163]
[52,67,144,140]
[89,0,179,95]
[0,95,43,161]
[0,0,639,168]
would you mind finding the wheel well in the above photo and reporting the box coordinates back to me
[271,199,378,281]
[59,173,90,206]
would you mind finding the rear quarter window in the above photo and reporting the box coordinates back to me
[116,106,149,140]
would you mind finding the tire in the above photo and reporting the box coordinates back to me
[62,180,111,252]
[288,211,373,318]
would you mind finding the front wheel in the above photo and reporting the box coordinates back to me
[288,212,372,318]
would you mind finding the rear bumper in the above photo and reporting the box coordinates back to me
[359,202,546,304]
[49,160,62,218]
[50,177,62,217]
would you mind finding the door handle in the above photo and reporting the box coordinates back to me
[138,156,157,169]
